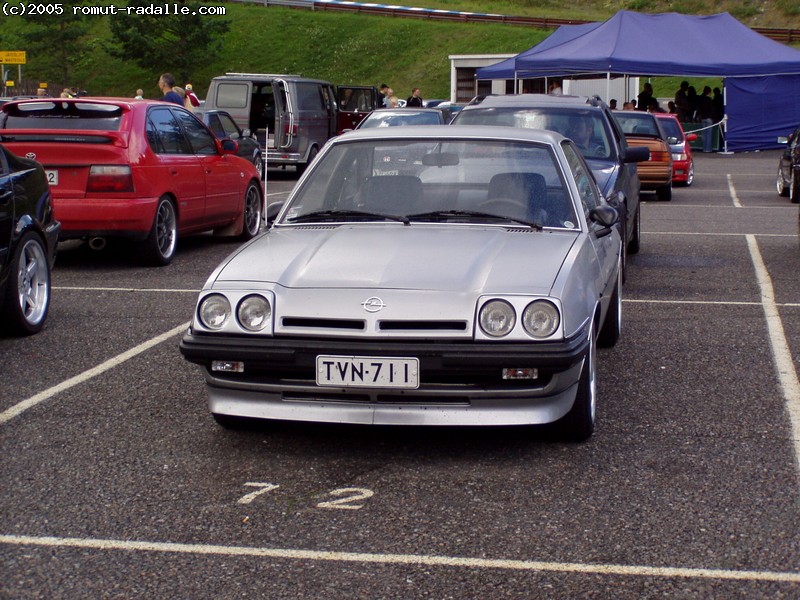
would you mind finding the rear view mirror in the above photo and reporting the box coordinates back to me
[422,152,460,167]
[220,139,239,154]
[685,133,698,142]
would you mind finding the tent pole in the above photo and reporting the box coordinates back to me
[606,72,611,103]
[719,80,733,155]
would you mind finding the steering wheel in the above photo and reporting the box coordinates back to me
[476,197,529,217]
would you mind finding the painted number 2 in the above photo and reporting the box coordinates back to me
[316,487,374,510]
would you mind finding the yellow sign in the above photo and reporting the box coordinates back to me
[39,82,48,88]
[0,51,27,64]
[5,81,14,87]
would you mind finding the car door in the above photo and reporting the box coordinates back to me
[0,148,12,268]
[563,141,617,296]
[337,85,379,133]
[146,107,206,230]
[172,107,241,225]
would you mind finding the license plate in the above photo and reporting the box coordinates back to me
[45,170,58,185]
[316,355,419,389]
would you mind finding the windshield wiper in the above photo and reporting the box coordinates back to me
[287,209,410,225]
[407,210,543,230]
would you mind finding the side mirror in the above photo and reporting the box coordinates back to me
[623,146,650,163]
[242,128,252,138]
[685,133,698,142]
[220,139,239,154]
[589,205,618,237]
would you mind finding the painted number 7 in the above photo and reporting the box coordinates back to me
[237,482,279,505]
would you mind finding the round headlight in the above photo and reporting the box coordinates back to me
[198,294,231,330]
[522,300,560,338]
[237,295,271,332]
[479,299,516,337]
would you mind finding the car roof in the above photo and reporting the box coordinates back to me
[368,108,444,113]
[335,124,565,145]
[465,94,604,109]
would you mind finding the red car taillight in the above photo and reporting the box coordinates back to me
[87,165,134,193]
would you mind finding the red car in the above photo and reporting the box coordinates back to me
[655,113,697,186]
[0,98,263,265]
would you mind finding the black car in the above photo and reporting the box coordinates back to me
[777,125,800,203]
[0,143,60,335]
[197,109,263,177]
[452,94,649,275]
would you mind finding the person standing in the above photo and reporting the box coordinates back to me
[637,83,653,112]
[697,86,714,153]
[158,73,183,105]
[406,87,423,107]
[134,88,144,100]
[184,84,200,108]
[674,81,690,122]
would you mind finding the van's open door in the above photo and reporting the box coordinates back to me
[336,86,379,133]
[274,79,293,149]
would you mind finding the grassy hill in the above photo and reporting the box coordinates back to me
[1,1,798,101]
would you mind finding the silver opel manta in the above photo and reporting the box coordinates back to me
[180,126,622,441]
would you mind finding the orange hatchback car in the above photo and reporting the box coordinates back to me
[614,110,673,201]
[0,98,264,265]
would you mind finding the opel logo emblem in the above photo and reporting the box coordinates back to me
[26,152,36,160]
[361,296,386,313]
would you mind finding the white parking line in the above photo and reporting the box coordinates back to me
[726,174,743,207]
[746,235,800,473]
[53,286,199,293]
[0,534,798,583]
[0,322,190,425]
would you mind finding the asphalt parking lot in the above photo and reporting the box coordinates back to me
[1,150,798,599]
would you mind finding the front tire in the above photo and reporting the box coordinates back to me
[777,164,789,197]
[598,265,622,348]
[240,181,263,240]
[1,232,51,336]
[626,203,641,255]
[142,196,177,266]
[551,328,597,442]
[685,160,694,187]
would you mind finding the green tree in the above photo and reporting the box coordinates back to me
[108,0,230,84]
[20,1,92,88]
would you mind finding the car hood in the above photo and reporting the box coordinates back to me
[212,225,578,295]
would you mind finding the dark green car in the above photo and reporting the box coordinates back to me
[198,109,264,177]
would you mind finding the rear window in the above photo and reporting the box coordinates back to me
[1,101,124,131]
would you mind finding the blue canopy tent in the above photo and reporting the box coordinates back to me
[475,11,800,151]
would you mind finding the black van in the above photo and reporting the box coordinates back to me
[204,73,378,173]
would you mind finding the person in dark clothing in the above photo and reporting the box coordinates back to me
[637,83,653,112]
[158,73,183,105]
[674,80,690,122]
[697,86,715,152]
[406,87,423,107]
[687,86,699,122]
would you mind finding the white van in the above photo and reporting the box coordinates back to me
[204,73,378,173]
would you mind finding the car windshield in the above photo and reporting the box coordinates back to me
[359,111,442,128]
[657,117,683,141]
[454,107,614,161]
[281,138,579,230]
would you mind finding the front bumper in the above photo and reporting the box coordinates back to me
[180,328,590,426]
